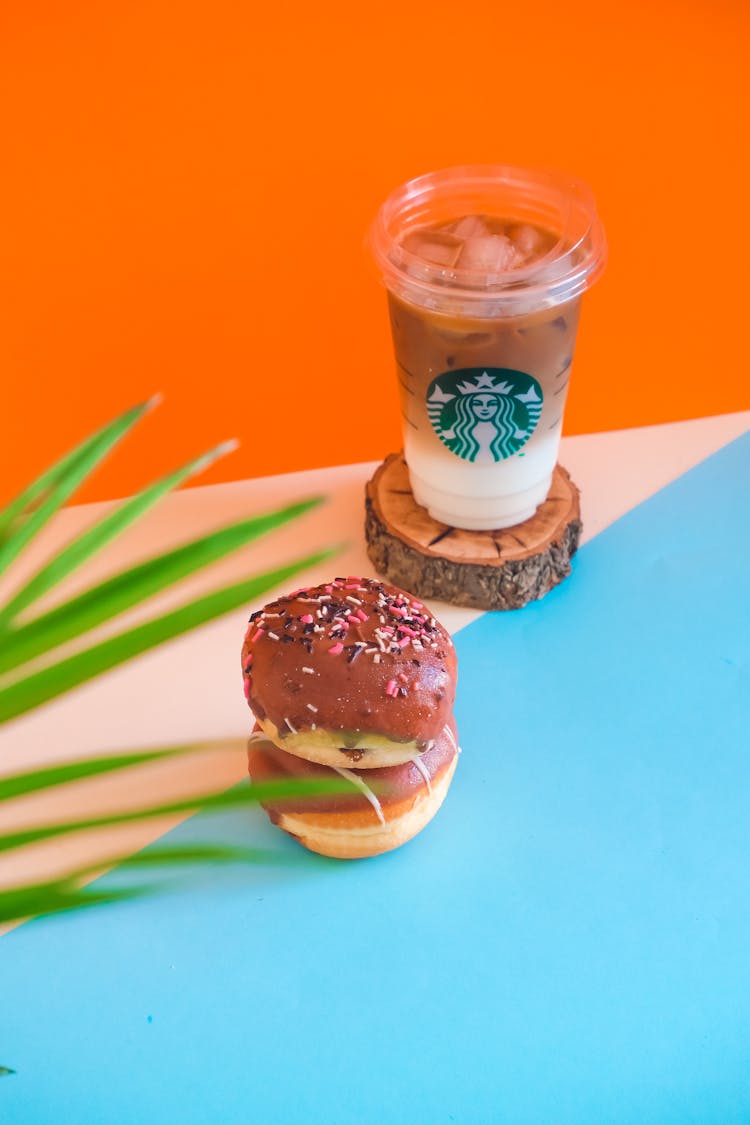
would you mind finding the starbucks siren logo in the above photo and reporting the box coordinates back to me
[426,367,543,463]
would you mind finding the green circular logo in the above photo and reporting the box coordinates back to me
[426,367,543,463]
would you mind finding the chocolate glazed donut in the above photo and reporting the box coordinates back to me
[248,720,460,859]
[241,576,457,769]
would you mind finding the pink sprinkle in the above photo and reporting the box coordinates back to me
[252,628,264,642]
[397,672,408,683]
[398,637,410,648]
[399,626,419,638]
[325,585,334,593]
[390,606,405,618]
[386,679,397,696]
[347,576,361,583]
[328,643,344,655]
[412,600,423,609]
[300,614,314,624]
[356,609,368,622]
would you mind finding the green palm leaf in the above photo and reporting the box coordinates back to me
[0,843,289,926]
[0,883,149,927]
[0,773,353,855]
[0,744,211,802]
[0,398,156,577]
[0,439,238,629]
[0,398,157,545]
[0,398,348,1079]
[0,549,336,723]
[0,499,325,677]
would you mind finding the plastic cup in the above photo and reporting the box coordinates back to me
[369,165,607,530]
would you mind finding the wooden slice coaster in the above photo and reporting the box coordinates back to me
[365,453,582,611]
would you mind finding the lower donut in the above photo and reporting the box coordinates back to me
[248,723,458,859]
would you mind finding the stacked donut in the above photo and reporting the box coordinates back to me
[241,576,459,859]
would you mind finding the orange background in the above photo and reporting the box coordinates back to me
[1,0,748,503]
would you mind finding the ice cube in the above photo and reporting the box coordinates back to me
[402,230,462,268]
[448,214,493,239]
[458,234,519,273]
[508,223,546,260]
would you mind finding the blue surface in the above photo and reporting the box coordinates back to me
[2,432,750,1123]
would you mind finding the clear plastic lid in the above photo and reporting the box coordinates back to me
[369,164,607,318]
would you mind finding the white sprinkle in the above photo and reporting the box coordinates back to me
[284,718,297,734]
[410,755,433,795]
[307,703,318,713]
[333,767,385,826]
[379,615,385,624]
[302,667,315,675]
[364,647,378,655]
[346,595,362,605]
[311,723,317,731]
[267,631,280,641]
[319,594,332,601]
[313,625,324,633]
[374,654,381,663]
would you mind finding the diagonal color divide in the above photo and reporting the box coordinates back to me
[1,430,749,1123]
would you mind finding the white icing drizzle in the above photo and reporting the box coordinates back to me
[333,767,386,826]
[443,725,457,751]
[410,755,432,795]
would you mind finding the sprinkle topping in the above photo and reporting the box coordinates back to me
[243,579,450,697]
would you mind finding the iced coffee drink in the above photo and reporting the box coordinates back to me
[370,167,607,529]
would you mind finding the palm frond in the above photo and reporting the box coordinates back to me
[0,398,156,577]
[0,773,354,855]
[0,882,148,927]
[0,499,326,678]
[0,743,213,802]
[0,547,337,723]
[0,439,238,629]
[0,399,346,1078]
[0,842,289,926]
